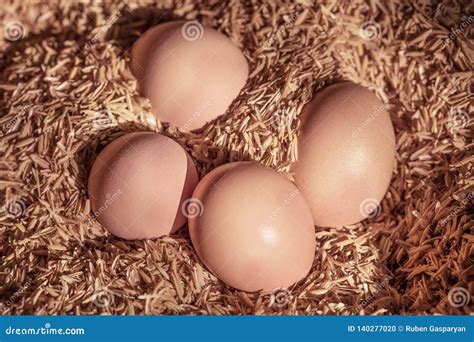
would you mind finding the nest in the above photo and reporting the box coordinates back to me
[0,0,472,315]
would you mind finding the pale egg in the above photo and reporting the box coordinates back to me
[131,21,248,131]
[188,162,316,292]
[293,82,396,227]
[87,132,199,239]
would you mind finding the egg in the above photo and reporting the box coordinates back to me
[188,162,316,292]
[87,132,199,239]
[293,82,396,227]
[131,20,249,131]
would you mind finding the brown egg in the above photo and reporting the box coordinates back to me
[293,82,396,227]
[188,162,316,292]
[131,20,248,131]
[87,132,198,239]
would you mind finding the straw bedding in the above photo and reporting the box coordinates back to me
[0,0,472,315]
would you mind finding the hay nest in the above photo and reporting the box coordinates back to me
[0,0,472,315]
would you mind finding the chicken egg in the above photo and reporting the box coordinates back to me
[188,162,316,292]
[293,82,396,227]
[131,21,249,131]
[87,132,198,239]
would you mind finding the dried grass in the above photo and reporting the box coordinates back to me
[0,0,473,315]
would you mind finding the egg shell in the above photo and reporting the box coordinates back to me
[293,82,396,227]
[188,162,316,292]
[131,20,248,131]
[87,132,199,239]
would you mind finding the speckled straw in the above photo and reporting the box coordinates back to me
[0,0,472,315]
